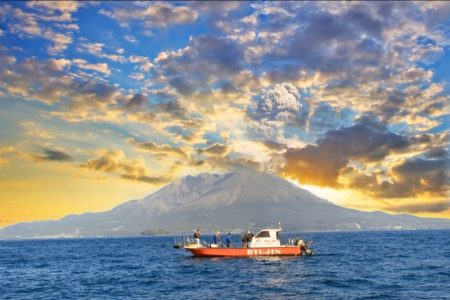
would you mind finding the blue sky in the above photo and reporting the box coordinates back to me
[0,1,449,226]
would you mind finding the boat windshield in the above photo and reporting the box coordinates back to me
[255,231,270,238]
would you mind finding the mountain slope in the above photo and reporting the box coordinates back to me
[1,171,449,238]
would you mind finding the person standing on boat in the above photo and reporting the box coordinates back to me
[214,231,221,246]
[246,231,254,248]
[194,229,201,244]
[241,232,247,248]
[226,233,231,248]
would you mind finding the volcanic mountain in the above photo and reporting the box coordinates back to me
[1,171,449,238]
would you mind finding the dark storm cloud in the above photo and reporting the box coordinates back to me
[32,148,73,162]
[283,143,347,187]
[354,38,384,63]
[387,200,450,214]
[120,174,171,185]
[256,3,411,87]
[155,36,245,95]
[81,149,178,186]
[262,141,285,151]
[387,157,450,198]
[410,134,433,145]
[376,91,408,121]
[344,6,383,38]
[315,115,410,162]
[167,77,195,96]
[275,5,383,71]
[191,142,260,171]
[132,94,193,123]
[81,150,122,172]
[81,149,152,180]
[282,115,411,186]
[71,79,118,104]
[126,94,147,108]
[424,147,448,158]
[154,98,186,116]
[130,140,187,158]
[346,156,450,199]
[265,66,310,85]
[81,149,173,185]
[342,167,381,191]
[197,144,229,155]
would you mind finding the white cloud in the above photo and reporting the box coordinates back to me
[124,35,138,44]
[100,2,198,28]
[48,58,71,70]
[55,23,79,31]
[77,42,127,63]
[2,5,74,55]
[129,73,145,81]
[241,14,258,25]
[73,59,111,75]
[43,30,72,54]
[129,55,153,72]
[26,1,83,21]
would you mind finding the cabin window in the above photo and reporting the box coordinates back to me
[255,231,270,238]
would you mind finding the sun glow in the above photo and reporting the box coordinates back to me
[285,177,383,212]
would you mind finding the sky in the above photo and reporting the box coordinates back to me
[0,1,449,228]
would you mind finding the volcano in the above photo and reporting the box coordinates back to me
[1,170,449,239]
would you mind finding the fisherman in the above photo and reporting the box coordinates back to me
[296,239,314,255]
[241,232,247,248]
[246,231,254,248]
[194,229,201,244]
[226,233,231,248]
[214,231,221,246]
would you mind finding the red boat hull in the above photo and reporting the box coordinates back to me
[186,246,301,257]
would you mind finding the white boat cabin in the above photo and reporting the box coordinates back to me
[249,228,282,248]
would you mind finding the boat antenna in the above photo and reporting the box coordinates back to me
[278,222,281,229]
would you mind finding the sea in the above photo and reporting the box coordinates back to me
[1,230,449,299]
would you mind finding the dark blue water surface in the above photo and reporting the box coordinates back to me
[1,230,449,299]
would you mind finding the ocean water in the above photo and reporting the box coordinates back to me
[1,230,449,299]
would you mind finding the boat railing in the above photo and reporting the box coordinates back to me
[173,236,198,248]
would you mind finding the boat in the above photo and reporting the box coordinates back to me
[175,227,313,257]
